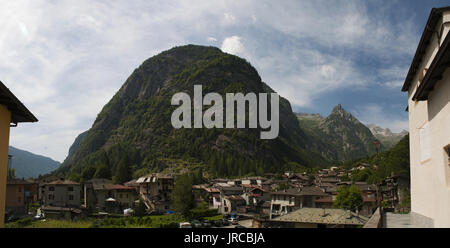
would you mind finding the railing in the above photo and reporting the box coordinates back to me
[363,207,384,228]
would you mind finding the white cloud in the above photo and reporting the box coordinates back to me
[0,0,418,161]
[221,36,246,56]
[207,37,217,42]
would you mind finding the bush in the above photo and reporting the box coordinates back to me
[17,217,33,227]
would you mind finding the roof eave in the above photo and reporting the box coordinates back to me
[402,7,450,92]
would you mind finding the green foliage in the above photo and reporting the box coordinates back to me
[333,185,363,212]
[134,199,147,217]
[7,167,15,180]
[94,163,111,179]
[113,157,132,184]
[171,174,195,217]
[346,134,410,184]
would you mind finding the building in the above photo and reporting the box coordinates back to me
[84,179,138,212]
[220,195,246,214]
[41,179,82,208]
[0,82,37,227]
[6,179,38,215]
[192,184,221,209]
[401,7,450,227]
[136,174,174,213]
[268,208,368,228]
[269,186,327,219]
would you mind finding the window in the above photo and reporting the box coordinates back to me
[419,122,431,162]
[18,187,21,192]
[68,187,74,192]
[49,194,55,200]
[444,145,450,165]
[18,197,21,203]
[69,195,74,201]
[49,186,55,191]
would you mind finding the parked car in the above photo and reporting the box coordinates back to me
[212,220,223,227]
[203,220,212,228]
[191,219,203,228]
[222,219,230,226]
[179,222,192,228]
[230,218,239,225]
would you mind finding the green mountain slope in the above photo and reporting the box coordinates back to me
[296,104,380,161]
[57,45,329,181]
[8,146,60,179]
[344,134,410,183]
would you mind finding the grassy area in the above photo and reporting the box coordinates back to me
[5,214,188,228]
[6,218,93,228]
[204,215,223,221]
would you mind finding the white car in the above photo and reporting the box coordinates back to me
[179,222,192,228]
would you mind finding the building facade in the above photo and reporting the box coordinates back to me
[0,82,37,227]
[402,7,450,227]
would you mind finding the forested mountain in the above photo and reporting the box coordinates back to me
[56,45,329,182]
[296,104,381,161]
[343,134,410,184]
[8,146,60,179]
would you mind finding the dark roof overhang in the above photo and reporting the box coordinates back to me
[0,81,38,124]
[412,25,450,101]
[402,7,450,92]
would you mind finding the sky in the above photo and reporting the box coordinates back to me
[1,0,449,162]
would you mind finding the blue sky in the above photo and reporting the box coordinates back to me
[1,0,449,162]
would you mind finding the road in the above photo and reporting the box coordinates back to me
[222,219,253,228]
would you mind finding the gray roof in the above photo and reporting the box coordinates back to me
[272,186,327,197]
[272,208,368,226]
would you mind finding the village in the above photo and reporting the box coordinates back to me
[4,163,407,228]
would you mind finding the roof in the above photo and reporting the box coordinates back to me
[0,81,38,124]
[224,195,245,201]
[402,7,450,92]
[272,208,368,226]
[136,173,173,183]
[46,179,80,185]
[412,24,450,100]
[272,186,327,197]
[88,179,134,191]
[7,178,36,185]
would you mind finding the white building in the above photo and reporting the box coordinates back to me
[402,7,450,227]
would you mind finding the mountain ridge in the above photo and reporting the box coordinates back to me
[8,146,60,179]
[56,45,329,181]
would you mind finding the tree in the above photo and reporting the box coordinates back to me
[94,163,111,179]
[7,168,15,180]
[113,158,132,184]
[333,185,363,212]
[134,199,147,217]
[171,174,195,217]
[81,166,96,181]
